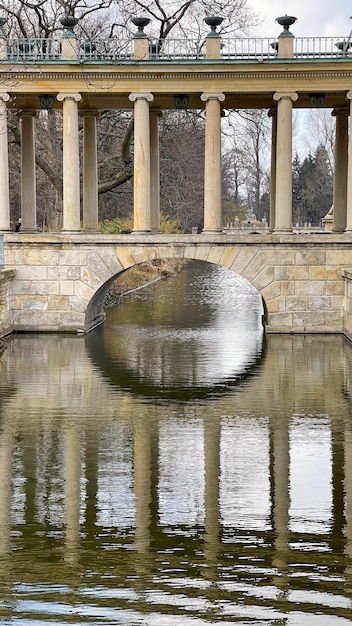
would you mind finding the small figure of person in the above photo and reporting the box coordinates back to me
[15,217,21,232]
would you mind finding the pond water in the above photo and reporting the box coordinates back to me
[0,260,352,625]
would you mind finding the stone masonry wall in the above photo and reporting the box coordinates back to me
[2,233,352,335]
[0,268,16,338]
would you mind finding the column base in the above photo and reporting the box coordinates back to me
[83,228,99,233]
[201,228,223,234]
[273,228,293,233]
[132,229,152,234]
[21,228,38,234]
[61,229,82,234]
[331,228,346,233]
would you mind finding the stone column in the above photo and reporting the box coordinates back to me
[80,110,99,232]
[346,92,352,232]
[332,106,349,233]
[200,92,225,234]
[273,92,298,232]
[268,108,277,232]
[150,109,161,232]
[20,110,37,232]
[57,93,82,232]
[129,93,154,233]
[0,93,10,232]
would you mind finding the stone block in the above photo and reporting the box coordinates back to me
[295,281,325,295]
[293,311,325,327]
[309,266,341,281]
[232,247,259,274]
[325,310,344,327]
[254,266,275,291]
[266,249,295,266]
[309,296,331,310]
[31,281,60,295]
[16,265,48,280]
[47,296,69,310]
[47,265,81,280]
[194,245,211,261]
[74,281,94,302]
[115,246,137,269]
[326,249,352,266]
[86,252,113,282]
[242,251,268,282]
[280,281,295,295]
[11,279,32,295]
[58,250,86,266]
[207,246,225,265]
[219,247,241,269]
[60,280,75,296]
[183,245,198,260]
[81,266,103,291]
[325,281,345,295]
[268,312,293,327]
[286,296,308,311]
[130,246,150,265]
[295,250,326,265]
[261,281,281,301]
[98,248,125,276]
[275,266,309,281]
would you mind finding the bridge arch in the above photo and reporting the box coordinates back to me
[84,243,271,332]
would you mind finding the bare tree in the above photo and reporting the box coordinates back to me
[1,0,258,229]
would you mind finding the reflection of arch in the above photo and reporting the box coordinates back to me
[85,251,268,332]
[85,324,267,401]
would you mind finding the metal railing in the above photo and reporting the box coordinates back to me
[1,36,352,63]
[294,37,352,58]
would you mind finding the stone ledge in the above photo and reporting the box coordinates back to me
[0,268,16,280]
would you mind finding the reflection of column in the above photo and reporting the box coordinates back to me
[273,92,298,232]
[332,107,349,233]
[57,93,82,232]
[201,92,225,233]
[270,414,290,588]
[64,423,81,563]
[23,434,36,527]
[204,416,220,573]
[129,92,154,233]
[0,423,12,556]
[344,422,352,596]
[85,433,98,534]
[20,110,37,232]
[0,93,10,231]
[150,109,161,232]
[268,108,277,232]
[80,110,99,232]
[134,418,151,553]
[331,424,345,551]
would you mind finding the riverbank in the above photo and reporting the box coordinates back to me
[104,258,187,309]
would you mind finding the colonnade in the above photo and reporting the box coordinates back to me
[0,29,352,234]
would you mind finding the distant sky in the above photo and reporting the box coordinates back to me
[247,0,352,38]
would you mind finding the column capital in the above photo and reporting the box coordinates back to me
[201,92,225,103]
[273,91,298,103]
[79,109,99,118]
[0,93,10,104]
[347,91,352,101]
[57,93,82,103]
[129,92,154,103]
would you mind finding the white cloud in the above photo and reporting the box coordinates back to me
[248,0,352,38]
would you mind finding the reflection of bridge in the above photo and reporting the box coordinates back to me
[2,232,352,335]
[2,20,352,335]
[0,334,352,620]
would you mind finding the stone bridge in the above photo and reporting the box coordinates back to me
[2,232,352,338]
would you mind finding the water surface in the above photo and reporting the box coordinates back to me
[0,260,351,625]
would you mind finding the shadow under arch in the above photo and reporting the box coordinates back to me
[85,256,268,334]
[85,259,267,401]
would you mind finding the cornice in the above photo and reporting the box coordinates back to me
[1,69,352,82]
